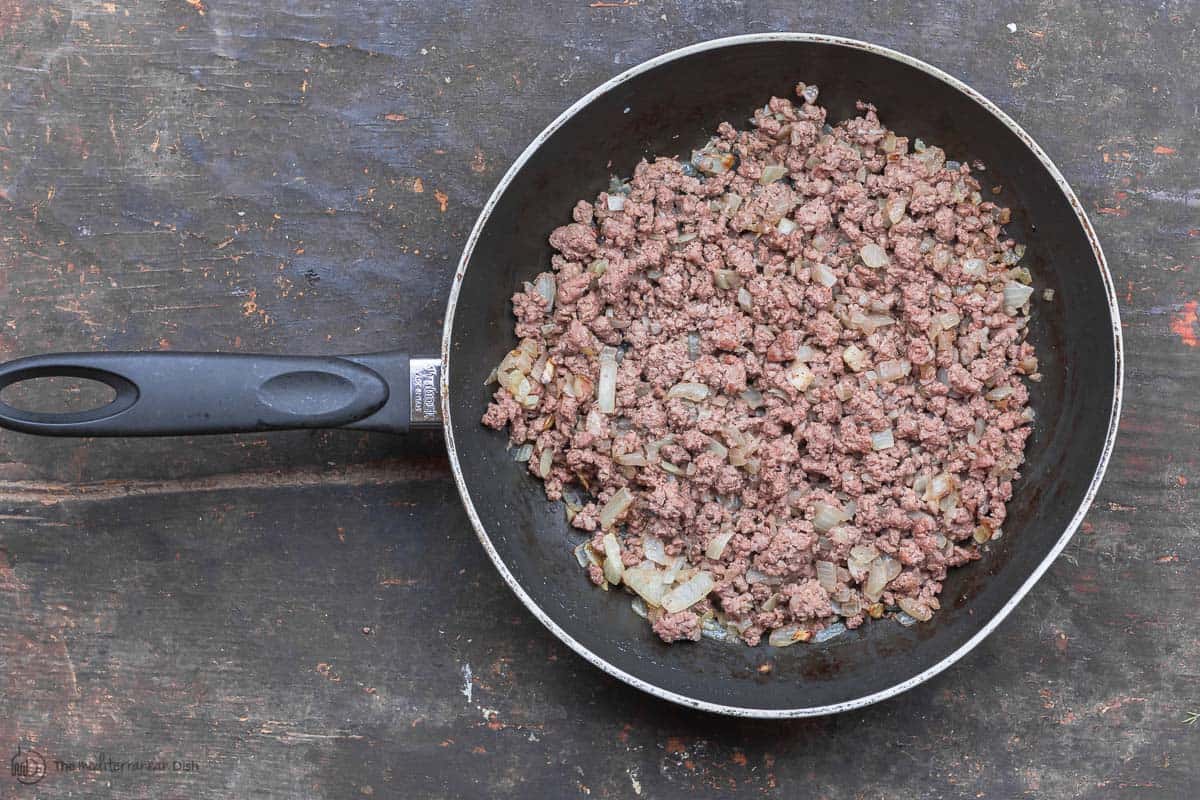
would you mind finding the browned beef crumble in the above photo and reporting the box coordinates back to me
[483,84,1040,646]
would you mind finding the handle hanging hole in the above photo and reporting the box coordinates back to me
[0,375,118,414]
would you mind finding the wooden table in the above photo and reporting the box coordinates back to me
[1,1,1195,797]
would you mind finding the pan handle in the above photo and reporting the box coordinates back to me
[0,351,442,436]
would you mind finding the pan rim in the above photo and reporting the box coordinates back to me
[440,32,1124,718]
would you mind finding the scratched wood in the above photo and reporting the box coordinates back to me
[0,1,1196,797]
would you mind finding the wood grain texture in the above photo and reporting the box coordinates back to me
[0,1,1196,797]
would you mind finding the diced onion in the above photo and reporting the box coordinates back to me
[923,473,955,502]
[814,622,847,643]
[599,487,634,529]
[1009,266,1033,285]
[786,347,811,364]
[816,560,838,592]
[573,541,594,568]
[608,176,630,195]
[570,374,592,400]
[860,243,889,268]
[606,195,626,212]
[812,263,837,287]
[645,436,671,463]
[786,362,815,391]
[643,536,671,565]
[897,597,932,622]
[706,530,735,560]
[667,382,710,402]
[737,287,753,312]
[886,196,907,225]
[871,429,895,451]
[661,571,714,613]
[514,376,539,410]
[499,344,535,376]
[701,616,732,643]
[662,555,686,585]
[881,556,902,581]
[717,193,743,214]
[602,533,624,585]
[623,565,665,606]
[692,147,736,176]
[1003,281,1035,311]
[961,258,987,278]
[932,247,953,271]
[538,448,553,478]
[713,269,742,290]
[744,569,772,585]
[512,443,533,462]
[813,503,850,532]
[968,418,986,446]
[986,385,1014,402]
[935,311,962,332]
[877,359,911,382]
[832,594,860,617]
[535,273,556,314]
[759,164,788,184]
[849,311,896,334]
[768,624,812,647]
[863,560,889,602]
[615,451,647,467]
[597,346,618,414]
[630,597,648,618]
[842,345,869,373]
[739,388,764,409]
[777,217,797,235]
[849,544,878,566]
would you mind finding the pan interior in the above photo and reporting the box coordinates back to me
[445,39,1117,713]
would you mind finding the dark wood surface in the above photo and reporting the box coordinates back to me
[1,1,1196,797]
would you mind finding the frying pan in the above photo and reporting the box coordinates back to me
[0,34,1122,717]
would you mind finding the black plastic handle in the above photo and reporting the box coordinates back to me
[0,351,427,436]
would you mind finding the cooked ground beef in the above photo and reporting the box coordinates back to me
[483,83,1041,646]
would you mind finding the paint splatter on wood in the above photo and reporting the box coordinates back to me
[1170,300,1198,347]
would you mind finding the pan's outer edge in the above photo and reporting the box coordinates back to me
[439,32,1125,718]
